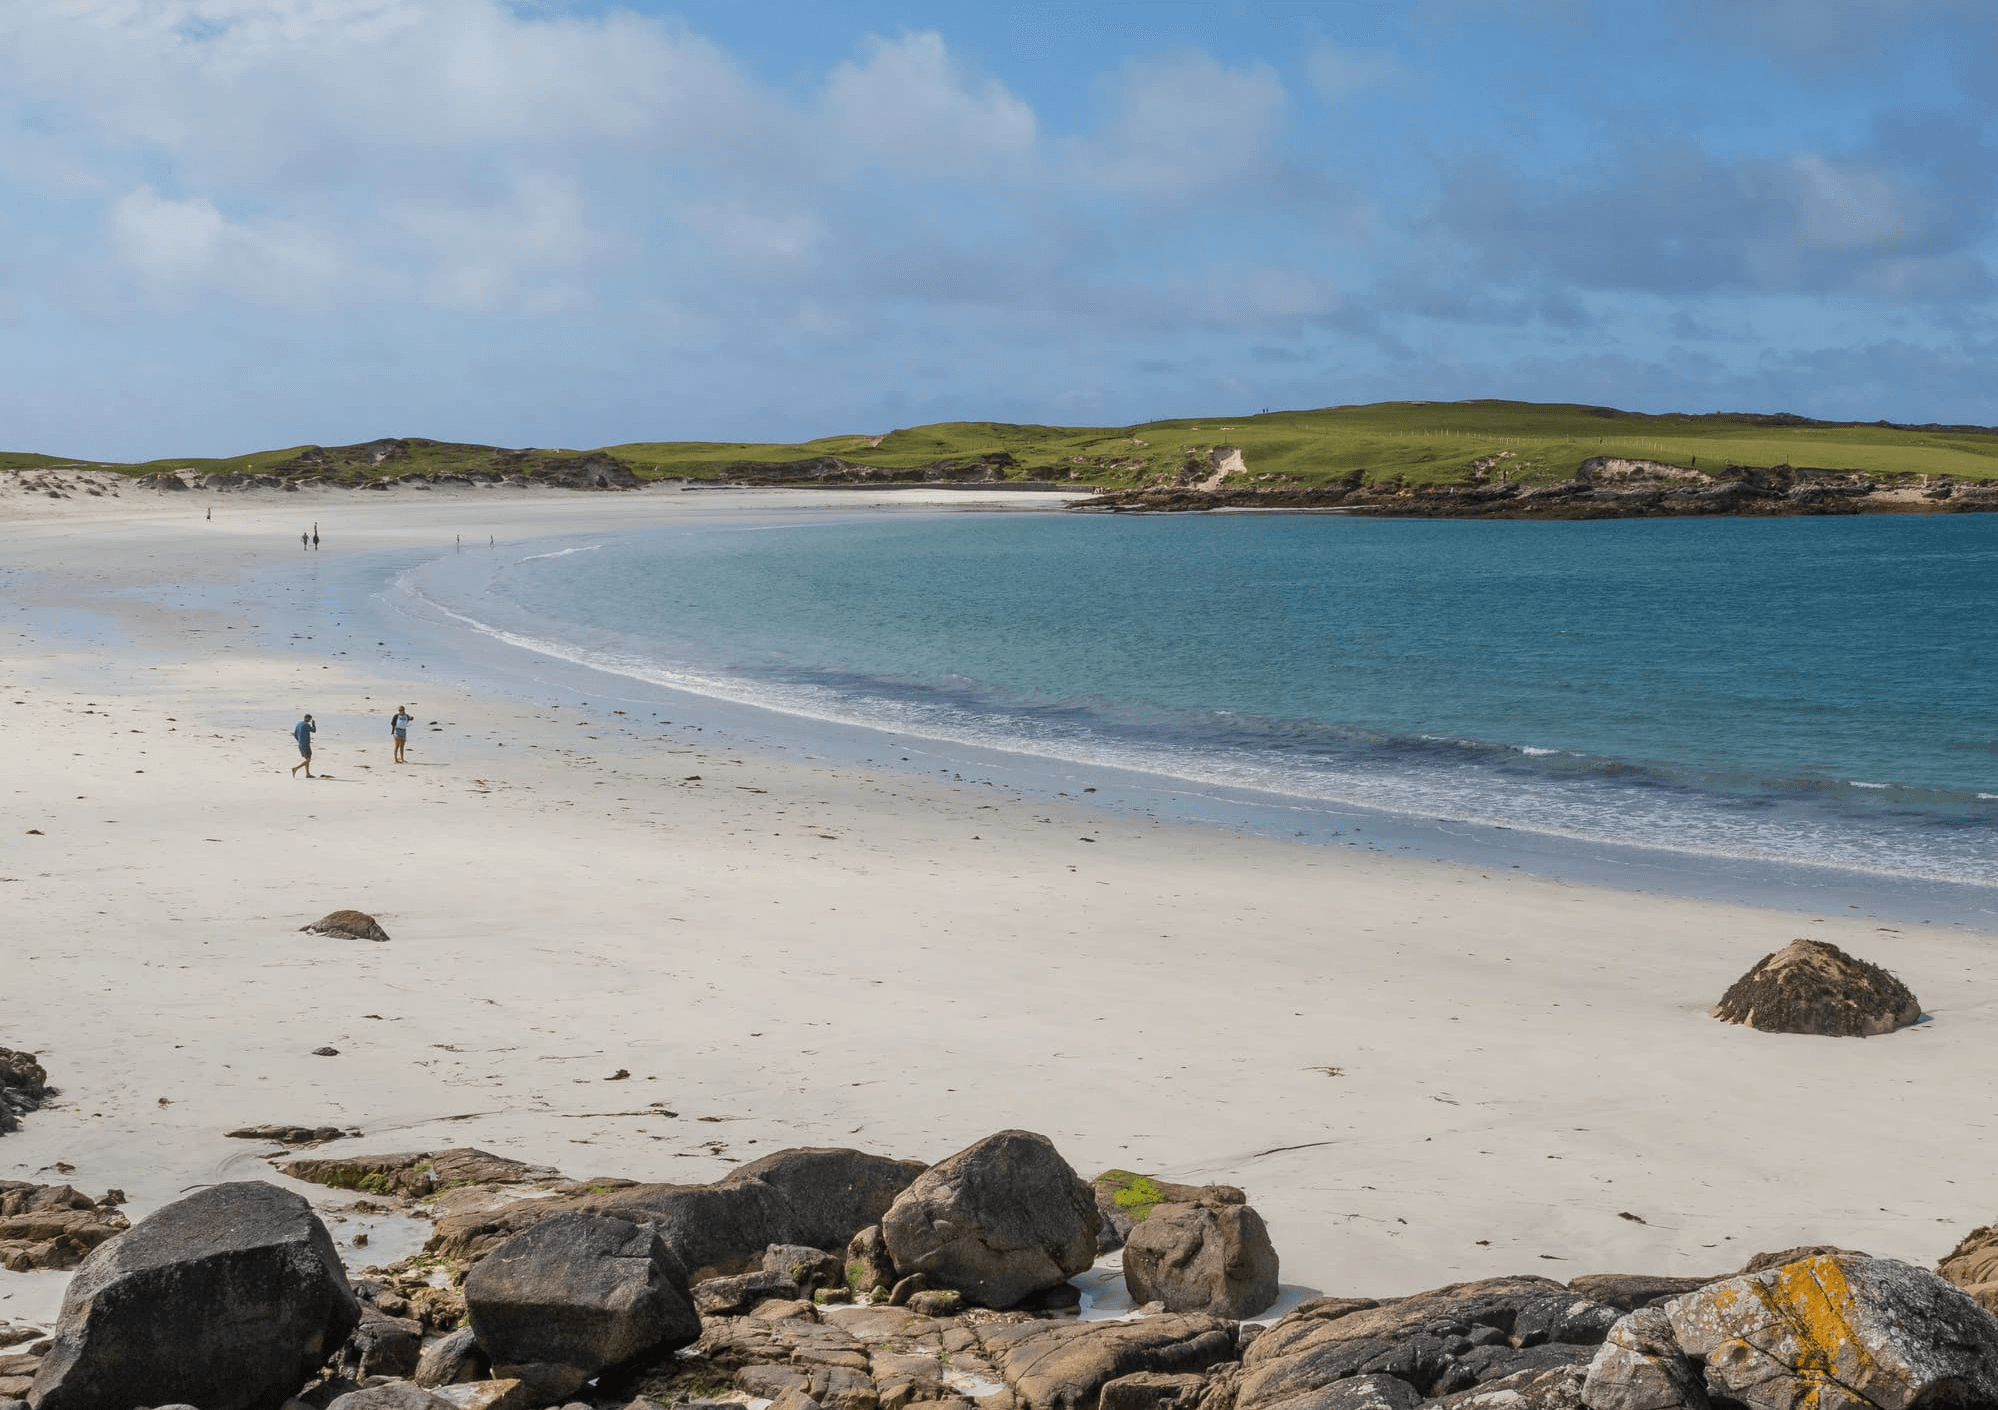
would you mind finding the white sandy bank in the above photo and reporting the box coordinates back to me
[1,481,1993,1329]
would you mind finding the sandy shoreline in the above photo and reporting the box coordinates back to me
[3,483,1995,1329]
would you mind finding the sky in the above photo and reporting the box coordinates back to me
[1,0,1995,460]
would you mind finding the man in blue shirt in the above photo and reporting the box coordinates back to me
[291,714,316,778]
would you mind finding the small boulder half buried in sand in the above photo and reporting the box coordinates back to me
[301,909,391,943]
[1712,938,1920,1037]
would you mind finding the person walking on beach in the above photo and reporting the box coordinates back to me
[290,713,317,777]
[301,530,309,551]
[390,704,412,763]
[312,523,320,551]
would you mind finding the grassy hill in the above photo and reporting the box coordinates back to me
[10,401,1998,490]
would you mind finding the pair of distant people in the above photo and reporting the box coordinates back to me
[299,524,320,551]
[289,705,413,775]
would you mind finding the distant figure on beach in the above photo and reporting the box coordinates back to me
[312,523,320,551]
[291,714,316,777]
[301,531,308,551]
[206,506,211,521]
[456,534,461,552]
[390,705,412,763]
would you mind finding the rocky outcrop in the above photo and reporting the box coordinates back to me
[0,1050,48,1136]
[429,1146,925,1281]
[1238,1277,1619,1407]
[28,1181,359,1410]
[0,1182,128,1272]
[882,1130,1099,1309]
[1712,939,1922,1037]
[302,909,393,942]
[1079,462,1997,520]
[1122,1193,1280,1318]
[463,1211,700,1401]
[1938,1225,1998,1315]
[979,1314,1239,1410]
[1585,1253,1998,1410]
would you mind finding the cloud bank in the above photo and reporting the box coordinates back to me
[0,0,1992,456]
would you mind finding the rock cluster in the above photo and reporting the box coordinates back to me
[0,1050,49,1136]
[10,1131,1998,1410]
[1712,939,1922,1037]
[0,1184,128,1272]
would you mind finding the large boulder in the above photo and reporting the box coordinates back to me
[1654,1254,1998,1410]
[431,1147,924,1281]
[1711,939,1920,1037]
[463,1211,700,1402]
[1123,1193,1280,1319]
[28,1181,359,1410]
[882,1130,1098,1309]
[1583,1253,1998,1410]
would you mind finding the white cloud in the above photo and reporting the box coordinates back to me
[2,2,1362,339]
[681,199,822,274]
[822,32,1036,175]
[104,184,347,309]
[1083,54,1290,198]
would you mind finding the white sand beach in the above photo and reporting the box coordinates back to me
[3,481,1995,1328]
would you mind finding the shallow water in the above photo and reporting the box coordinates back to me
[395,511,1998,889]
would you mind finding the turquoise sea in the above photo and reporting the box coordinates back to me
[392,510,1998,890]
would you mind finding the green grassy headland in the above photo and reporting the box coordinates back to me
[8,401,1997,490]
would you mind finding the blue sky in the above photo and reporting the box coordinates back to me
[1,0,1994,459]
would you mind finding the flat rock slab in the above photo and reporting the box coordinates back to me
[976,1312,1238,1410]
